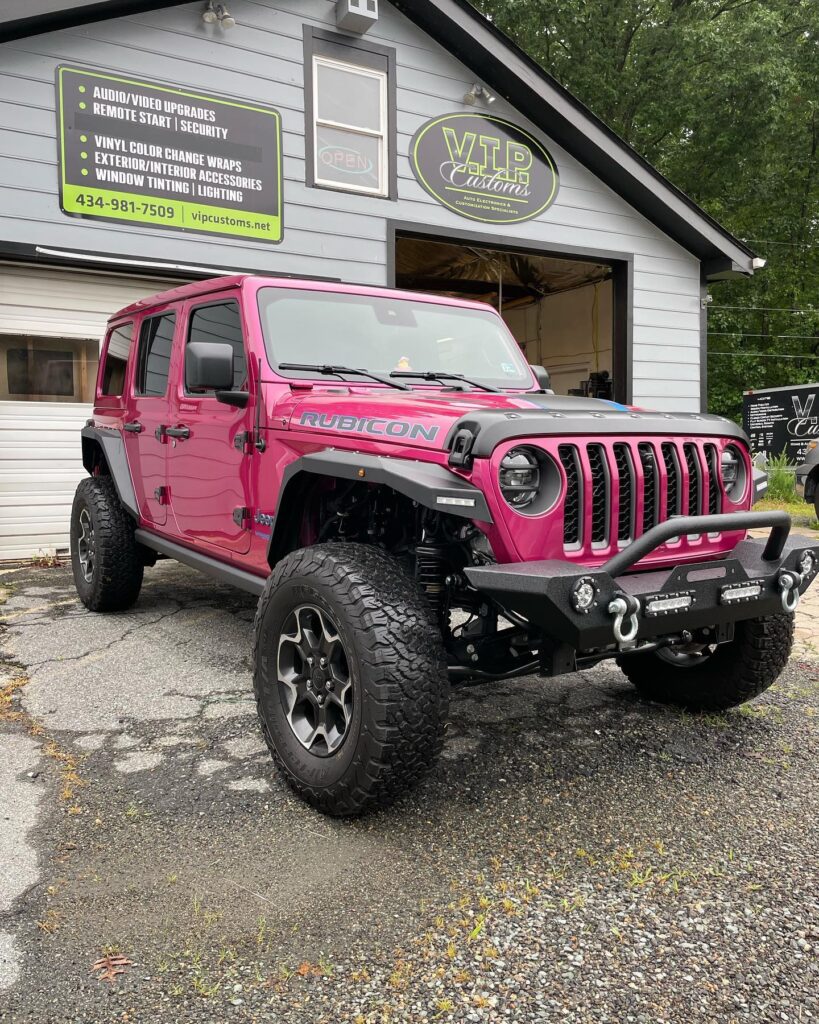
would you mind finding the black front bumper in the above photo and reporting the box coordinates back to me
[465,512,818,653]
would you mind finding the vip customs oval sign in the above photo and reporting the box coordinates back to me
[409,113,559,224]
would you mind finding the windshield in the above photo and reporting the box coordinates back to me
[257,287,532,389]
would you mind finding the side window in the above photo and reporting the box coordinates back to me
[100,323,133,397]
[186,303,247,393]
[135,312,176,397]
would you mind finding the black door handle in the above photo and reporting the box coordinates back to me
[165,425,191,439]
[123,421,143,433]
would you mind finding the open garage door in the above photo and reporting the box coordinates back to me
[394,234,626,402]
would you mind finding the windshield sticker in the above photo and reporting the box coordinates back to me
[501,363,517,375]
[299,411,440,442]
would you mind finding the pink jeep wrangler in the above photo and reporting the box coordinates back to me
[73,275,818,815]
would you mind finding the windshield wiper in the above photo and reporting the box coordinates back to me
[278,363,411,391]
[389,370,500,393]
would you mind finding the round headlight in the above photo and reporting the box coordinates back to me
[499,447,540,509]
[720,444,747,501]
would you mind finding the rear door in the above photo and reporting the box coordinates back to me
[121,309,178,527]
[165,297,253,554]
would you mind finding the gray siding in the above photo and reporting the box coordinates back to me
[0,0,703,410]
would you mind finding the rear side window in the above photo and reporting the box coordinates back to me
[185,302,247,392]
[135,312,176,397]
[100,323,133,396]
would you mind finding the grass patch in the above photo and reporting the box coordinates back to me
[755,496,818,530]
[764,453,798,503]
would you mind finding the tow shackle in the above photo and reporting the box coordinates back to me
[608,594,641,647]
[778,570,802,614]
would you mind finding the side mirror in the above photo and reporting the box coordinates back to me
[216,389,249,408]
[529,364,553,393]
[186,341,234,392]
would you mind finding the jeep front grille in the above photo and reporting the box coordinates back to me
[588,444,609,546]
[638,442,658,534]
[557,439,725,557]
[558,444,582,547]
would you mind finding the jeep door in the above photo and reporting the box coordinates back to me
[121,309,179,528]
[164,296,253,555]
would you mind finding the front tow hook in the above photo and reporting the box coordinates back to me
[778,570,802,613]
[608,594,641,647]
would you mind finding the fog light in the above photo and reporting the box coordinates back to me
[720,582,762,604]
[798,550,815,577]
[571,576,598,614]
[645,594,693,616]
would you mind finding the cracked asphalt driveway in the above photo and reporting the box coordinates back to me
[0,560,817,1023]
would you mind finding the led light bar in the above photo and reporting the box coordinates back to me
[646,594,693,616]
[720,583,762,604]
[436,496,476,507]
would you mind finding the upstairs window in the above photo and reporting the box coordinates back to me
[305,29,396,199]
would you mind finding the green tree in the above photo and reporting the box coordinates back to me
[476,0,819,419]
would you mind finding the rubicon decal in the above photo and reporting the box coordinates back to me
[299,411,440,442]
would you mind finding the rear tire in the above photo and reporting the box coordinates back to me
[70,476,144,612]
[253,543,449,816]
[617,613,794,711]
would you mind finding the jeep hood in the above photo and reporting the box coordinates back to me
[273,388,746,454]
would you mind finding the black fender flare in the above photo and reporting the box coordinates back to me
[81,425,139,520]
[267,450,492,565]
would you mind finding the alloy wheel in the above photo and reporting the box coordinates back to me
[276,604,353,756]
[77,507,96,583]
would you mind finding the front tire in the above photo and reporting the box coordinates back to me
[70,476,144,612]
[253,543,449,816]
[617,613,794,711]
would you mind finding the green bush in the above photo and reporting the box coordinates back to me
[765,453,797,503]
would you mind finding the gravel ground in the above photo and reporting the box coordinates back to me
[0,559,816,1024]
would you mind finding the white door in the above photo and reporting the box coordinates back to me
[0,263,181,560]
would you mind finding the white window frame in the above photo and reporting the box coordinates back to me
[312,55,389,197]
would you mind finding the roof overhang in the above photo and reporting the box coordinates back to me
[393,0,758,280]
[0,1,192,43]
[0,0,759,280]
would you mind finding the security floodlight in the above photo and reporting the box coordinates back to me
[202,1,235,29]
[217,4,235,28]
[464,83,495,106]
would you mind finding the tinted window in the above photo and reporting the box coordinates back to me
[101,323,133,396]
[1,335,98,403]
[136,313,176,397]
[186,303,246,392]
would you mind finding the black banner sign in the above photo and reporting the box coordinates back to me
[409,112,559,224]
[57,65,283,242]
[743,383,819,461]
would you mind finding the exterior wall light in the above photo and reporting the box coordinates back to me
[202,1,235,28]
[464,83,496,106]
